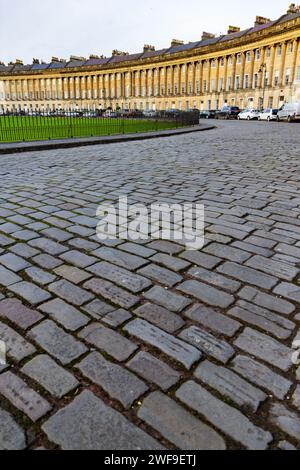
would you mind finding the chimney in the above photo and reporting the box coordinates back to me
[287,3,300,13]
[70,55,86,61]
[51,56,60,63]
[201,32,215,40]
[227,25,240,34]
[171,39,184,47]
[0,61,5,66]
[112,50,129,56]
[32,58,40,64]
[89,54,100,59]
[254,16,271,26]
[143,44,155,53]
[15,59,23,65]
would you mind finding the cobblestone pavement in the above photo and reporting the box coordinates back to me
[0,120,300,450]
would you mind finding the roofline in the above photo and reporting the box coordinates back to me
[1,12,300,77]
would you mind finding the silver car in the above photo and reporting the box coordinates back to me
[258,109,278,121]
[237,109,260,120]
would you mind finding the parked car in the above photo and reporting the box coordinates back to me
[277,102,300,122]
[258,109,278,121]
[199,109,217,119]
[162,109,182,118]
[237,109,260,120]
[126,109,144,118]
[143,110,157,117]
[215,106,240,119]
[102,111,118,118]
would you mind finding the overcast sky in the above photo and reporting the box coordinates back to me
[0,0,288,64]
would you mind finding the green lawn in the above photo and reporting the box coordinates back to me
[0,115,180,143]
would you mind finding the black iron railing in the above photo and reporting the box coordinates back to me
[0,109,200,143]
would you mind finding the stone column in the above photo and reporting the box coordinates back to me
[240,52,246,89]
[223,56,228,91]
[291,39,299,83]
[248,51,255,88]
[231,54,237,91]
[185,63,189,94]
[164,66,168,96]
[268,46,276,87]
[207,60,211,93]
[215,58,220,91]
[199,61,204,93]
[194,62,198,94]
[279,42,288,86]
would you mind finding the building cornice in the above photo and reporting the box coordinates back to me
[1,14,300,79]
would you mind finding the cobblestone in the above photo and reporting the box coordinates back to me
[217,262,277,289]
[60,250,98,268]
[21,354,79,398]
[179,326,235,364]
[228,301,295,340]
[180,251,221,269]
[231,355,292,400]
[138,391,226,450]
[0,371,51,421]
[184,304,241,337]
[88,261,152,293]
[194,360,267,411]
[25,266,56,286]
[269,404,300,441]
[0,253,30,272]
[102,308,132,327]
[204,243,251,263]
[127,351,181,391]
[149,253,190,272]
[0,321,36,361]
[29,320,87,365]
[32,253,63,270]
[188,266,241,293]
[0,266,22,286]
[124,319,201,369]
[176,381,272,449]
[42,390,163,450]
[93,247,148,270]
[54,265,92,284]
[234,328,292,372]
[83,298,115,319]
[79,323,137,361]
[238,286,295,315]
[0,298,43,329]
[48,279,94,306]
[0,407,26,450]
[39,298,89,331]
[1,122,300,449]
[138,263,182,287]
[9,281,52,305]
[134,302,184,333]
[292,386,300,411]
[77,352,147,408]
[246,255,299,281]
[143,286,191,312]
[178,280,235,308]
[273,282,300,303]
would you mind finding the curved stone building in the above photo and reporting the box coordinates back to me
[1,4,300,112]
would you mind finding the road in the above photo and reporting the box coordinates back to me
[0,120,299,450]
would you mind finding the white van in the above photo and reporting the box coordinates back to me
[277,102,300,122]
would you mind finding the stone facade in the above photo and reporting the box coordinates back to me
[1,5,300,112]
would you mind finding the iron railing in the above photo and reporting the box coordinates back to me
[0,110,200,143]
